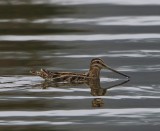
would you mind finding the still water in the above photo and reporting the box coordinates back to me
[0,0,160,130]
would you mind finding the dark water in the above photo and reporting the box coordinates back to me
[0,0,160,130]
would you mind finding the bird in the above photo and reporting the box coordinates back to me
[30,58,129,83]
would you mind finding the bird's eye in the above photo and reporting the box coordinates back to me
[97,61,100,63]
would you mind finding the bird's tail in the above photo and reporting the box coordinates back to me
[30,69,49,79]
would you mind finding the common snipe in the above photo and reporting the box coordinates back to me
[30,58,129,83]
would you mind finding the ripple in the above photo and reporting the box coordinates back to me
[1,34,160,41]
[0,108,160,117]
[118,65,160,72]
[2,16,160,26]
[110,50,160,53]
[0,76,41,89]
[0,19,28,23]
[32,0,160,6]
[0,108,159,126]
[0,76,118,90]
[0,120,74,126]
[1,76,159,98]
[1,0,160,6]
[55,53,159,58]
[0,76,40,83]
[0,52,30,59]
[55,49,160,58]
[52,16,160,26]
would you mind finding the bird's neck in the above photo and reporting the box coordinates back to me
[88,66,101,78]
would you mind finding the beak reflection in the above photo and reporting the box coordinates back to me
[105,65,130,79]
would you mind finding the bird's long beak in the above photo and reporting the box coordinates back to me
[104,64,130,79]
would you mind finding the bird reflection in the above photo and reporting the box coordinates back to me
[34,78,129,107]
[86,78,129,107]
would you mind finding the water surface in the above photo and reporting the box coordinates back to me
[0,0,160,131]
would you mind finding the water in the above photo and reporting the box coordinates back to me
[0,0,160,130]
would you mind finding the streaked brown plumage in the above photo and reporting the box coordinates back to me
[30,58,129,83]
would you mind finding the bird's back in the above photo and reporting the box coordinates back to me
[30,69,88,83]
